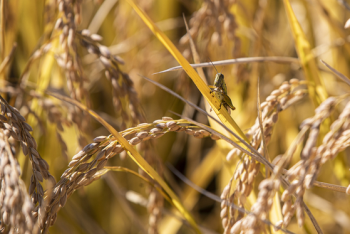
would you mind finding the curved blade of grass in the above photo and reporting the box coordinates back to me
[283,0,328,106]
[315,1,350,56]
[0,0,4,64]
[160,146,223,234]
[256,76,284,233]
[27,39,58,126]
[154,57,300,74]
[168,164,295,234]
[96,166,172,204]
[0,43,16,76]
[48,91,201,234]
[88,0,119,34]
[126,0,248,145]
[270,193,283,234]
[181,116,273,169]
[182,14,206,84]
[321,60,350,86]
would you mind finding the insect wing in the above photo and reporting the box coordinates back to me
[214,73,224,87]
[222,93,236,110]
[213,73,228,95]
[213,73,221,87]
[221,81,228,94]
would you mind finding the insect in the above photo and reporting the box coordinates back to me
[213,88,236,111]
[208,61,236,112]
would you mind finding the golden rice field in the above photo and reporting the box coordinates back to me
[1,0,350,233]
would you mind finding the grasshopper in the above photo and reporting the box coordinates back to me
[208,62,236,112]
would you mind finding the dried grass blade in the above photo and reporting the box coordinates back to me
[126,0,247,146]
[167,164,296,234]
[313,181,347,193]
[98,166,171,203]
[283,0,328,106]
[104,174,148,233]
[27,39,58,129]
[160,145,223,234]
[88,0,119,34]
[0,43,17,75]
[153,57,300,74]
[321,60,350,86]
[48,91,201,234]
[257,76,269,165]
[275,127,308,176]
[0,0,4,63]
[182,14,206,85]
[180,116,272,169]
[140,75,249,143]
[302,199,323,234]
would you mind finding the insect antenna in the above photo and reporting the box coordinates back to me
[208,57,219,74]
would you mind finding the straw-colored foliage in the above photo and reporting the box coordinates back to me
[1,0,350,233]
